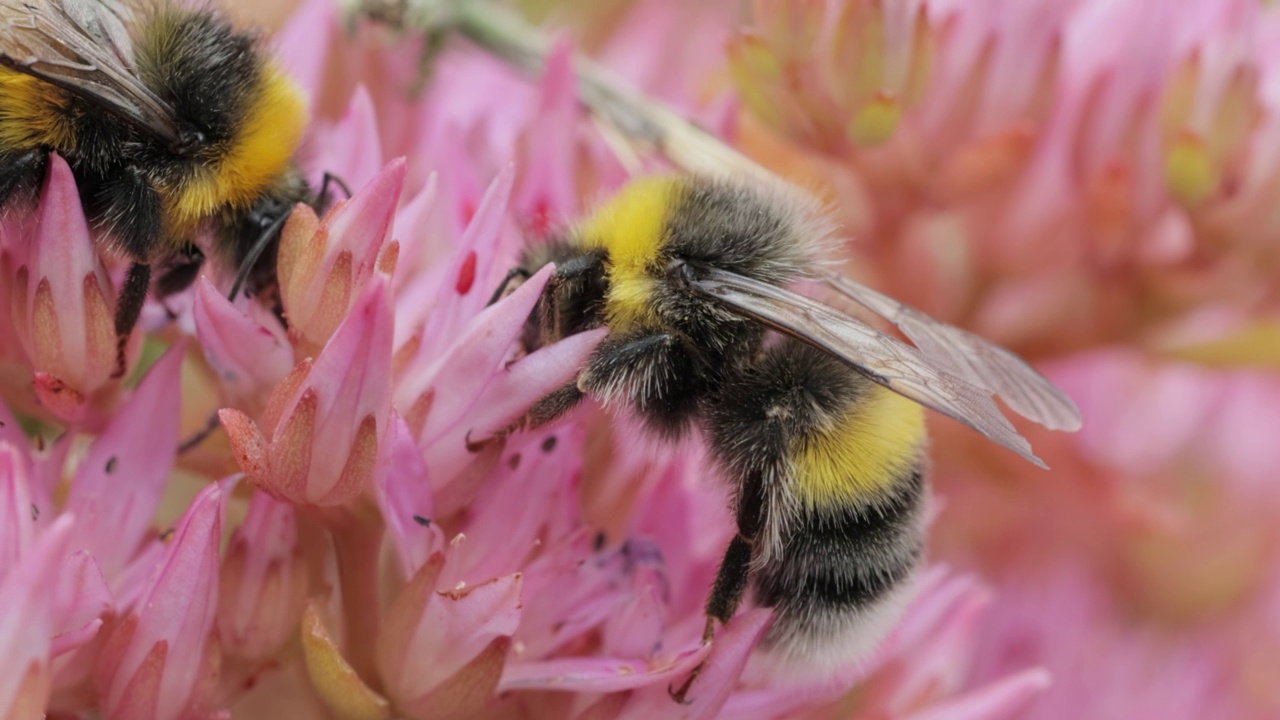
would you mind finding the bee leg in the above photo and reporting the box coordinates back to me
[485,266,531,307]
[671,470,765,704]
[466,381,584,450]
[154,245,207,319]
[111,262,152,379]
[154,244,206,299]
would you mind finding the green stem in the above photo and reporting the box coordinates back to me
[354,0,770,180]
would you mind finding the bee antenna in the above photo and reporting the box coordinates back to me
[228,211,292,302]
[317,172,354,209]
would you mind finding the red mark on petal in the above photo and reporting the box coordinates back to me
[527,198,551,238]
[456,251,477,295]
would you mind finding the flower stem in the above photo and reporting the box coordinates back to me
[351,0,770,180]
[323,504,386,691]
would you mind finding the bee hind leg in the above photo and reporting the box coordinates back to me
[671,469,765,703]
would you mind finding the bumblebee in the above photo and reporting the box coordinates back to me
[497,175,1081,692]
[0,0,316,376]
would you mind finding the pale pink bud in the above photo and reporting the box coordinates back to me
[0,515,74,720]
[218,492,306,661]
[223,278,394,507]
[8,155,123,421]
[192,277,294,416]
[95,479,233,720]
[278,158,404,353]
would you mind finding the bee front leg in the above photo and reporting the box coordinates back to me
[671,469,765,703]
[111,262,151,379]
[465,380,585,452]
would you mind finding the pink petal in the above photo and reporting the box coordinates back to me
[904,669,1052,720]
[389,172,442,291]
[419,164,519,347]
[374,414,444,579]
[0,443,35,577]
[293,277,394,504]
[438,430,578,588]
[218,491,306,661]
[406,263,553,448]
[512,38,580,235]
[192,277,293,411]
[462,327,608,439]
[395,573,522,699]
[0,515,74,719]
[312,85,385,192]
[15,154,117,394]
[272,0,337,103]
[51,550,111,658]
[97,478,234,720]
[499,643,710,693]
[617,609,771,720]
[66,344,183,581]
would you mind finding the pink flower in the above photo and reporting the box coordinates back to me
[222,277,394,507]
[377,557,522,719]
[192,277,294,417]
[277,158,404,354]
[6,155,124,423]
[0,515,74,720]
[217,492,306,662]
[95,479,232,720]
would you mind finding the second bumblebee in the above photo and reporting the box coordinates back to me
[499,175,1081,683]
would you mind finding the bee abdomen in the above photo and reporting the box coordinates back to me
[755,467,927,670]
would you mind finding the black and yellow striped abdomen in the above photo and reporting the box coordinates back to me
[707,338,928,666]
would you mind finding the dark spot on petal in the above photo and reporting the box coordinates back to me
[160,528,175,543]
[412,515,432,527]
[455,250,477,295]
[508,453,521,469]
[105,456,118,473]
[30,504,39,521]
[592,530,606,551]
[541,435,557,453]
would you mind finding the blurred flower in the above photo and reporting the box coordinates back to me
[734,0,1280,355]
[218,492,307,662]
[94,479,231,720]
[0,515,74,720]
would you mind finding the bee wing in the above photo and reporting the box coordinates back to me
[817,270,1082,432]
[0,0,181,144]
[688,268,1047,468]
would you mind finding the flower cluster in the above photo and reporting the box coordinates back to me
[0,1,1048,718]
[3,0,1275,718]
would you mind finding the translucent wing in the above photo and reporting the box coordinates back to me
[687,268,1047,468]
[0,0,181,144]
[818,270,1082,432]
